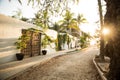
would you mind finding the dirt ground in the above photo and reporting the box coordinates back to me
[9,47,101,80]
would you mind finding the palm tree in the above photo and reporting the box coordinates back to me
[97,0,105,61]
[58,10,88,49]
[33,10,49,29]
[79,31,91,48]
[50,22,68,51]
[72,14,87,37]
[59,10,80,48]
[76,14,86,24]
[60,10,80,35]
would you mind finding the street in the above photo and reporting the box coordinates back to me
[10,46,101,80]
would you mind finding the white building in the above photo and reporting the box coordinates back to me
[0,14,41,64]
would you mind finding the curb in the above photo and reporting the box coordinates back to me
[93,57,107,80]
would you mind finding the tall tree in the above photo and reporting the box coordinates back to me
[76,14,86,24]
[33,10,49,29]
[60,10,80,48]
[60,10,80,34]
[97,0,105,61]
[72,14,86,37]
[50,23,63,50]
[104,0,120,80]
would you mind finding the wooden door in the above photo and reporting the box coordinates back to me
[21,29,41,58]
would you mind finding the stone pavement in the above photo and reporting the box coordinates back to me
[0,48,77,80]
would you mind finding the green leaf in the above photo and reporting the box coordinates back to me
[18,0,22,5]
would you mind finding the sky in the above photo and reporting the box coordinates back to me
[0,0,105,34]
[70,0,99,23]
[0,0,38,18]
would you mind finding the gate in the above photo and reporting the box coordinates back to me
[21,29,42,58]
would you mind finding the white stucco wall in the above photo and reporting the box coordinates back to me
[0,14,40,64]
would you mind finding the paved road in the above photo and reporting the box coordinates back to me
[9,46,101,80]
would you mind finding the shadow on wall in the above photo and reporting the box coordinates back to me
[0,38,17,52]
[0,38,18,64]
[0,53,16,64]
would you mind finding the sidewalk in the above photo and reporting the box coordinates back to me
[93,56,110,80]
[0,48,78,80]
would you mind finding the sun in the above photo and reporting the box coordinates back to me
[102,28,110,35]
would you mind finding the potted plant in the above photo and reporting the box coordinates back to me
[42,49,47,55]
[16,53,24,60]
[41,35,49,55]
[15,30,30,60]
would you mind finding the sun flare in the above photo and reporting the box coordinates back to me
[102,28,110,35]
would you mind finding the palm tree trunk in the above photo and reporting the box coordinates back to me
[97,0,105,61]
[57,33,62,51]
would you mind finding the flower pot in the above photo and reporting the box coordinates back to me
[16,53,24,60]
[42,50,47,55]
